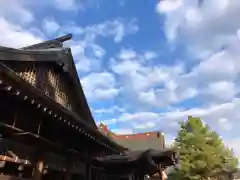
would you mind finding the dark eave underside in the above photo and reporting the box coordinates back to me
[0,123,85,160]
[93,149,178,175]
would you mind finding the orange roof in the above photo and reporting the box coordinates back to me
[98,123,163,140]
[98,123,109,134]
[98,123,165,150]
[112,132,161,140]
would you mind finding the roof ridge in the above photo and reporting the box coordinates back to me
[116,131,161,136]
[97,124,163,137]
[21,34,72,50]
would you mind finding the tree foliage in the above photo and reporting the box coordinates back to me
[169,116,238,180]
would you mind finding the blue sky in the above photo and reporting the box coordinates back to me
[1,0,240,158]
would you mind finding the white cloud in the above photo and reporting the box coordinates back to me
[65,19,138,73]
[202,81,238,102]
[133,121,156,129]
[119,112,160,124]
[112,19,139,42]
[70,42,99,73]
[157,0,183,13]
[81,72,119,100]
[189,49,240,83]
[94,88,119,100]
[95,106,125,114]
[0,0,34,25]
[138,86,197,107]
[114,98,240,132]
[42,18,60,34]
[70,42,95,72]
[144,51,158,60]
[153,0,240,109]
[0,1,43,48]
[218,118,232,131]
[66,18,139,43]
[111,49,197,107]
[117,49,158,62]
[99,119,117,125]
[90,44,106,58]
[111,45,240,109]
[112,49,185,92]
[53,0,80,11]
[111,128,134,135]
[118,49,137,60]
[0,18,42,48]
[72,42,105,72]
[157,0,240,57]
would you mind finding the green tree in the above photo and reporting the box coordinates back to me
[169,116,238,180]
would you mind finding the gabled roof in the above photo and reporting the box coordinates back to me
[0,34,96,128]
[98,123,165,151]
[21,34,72,50]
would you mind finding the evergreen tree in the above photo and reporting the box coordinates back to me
[169,116,238,180]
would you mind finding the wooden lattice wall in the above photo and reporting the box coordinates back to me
[3,61,76,112]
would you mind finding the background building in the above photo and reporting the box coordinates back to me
[98,122,165,151]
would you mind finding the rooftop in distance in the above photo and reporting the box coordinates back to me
[98,122,165,151]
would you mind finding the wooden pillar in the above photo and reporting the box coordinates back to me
[85,144,91,180]
[33,159,44,180]
[64,169,72,180]
[138,174,144,180]
[64,158,73,180]
[86,161,91,180]
[134,174,139,180]
[33,154,44,180]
